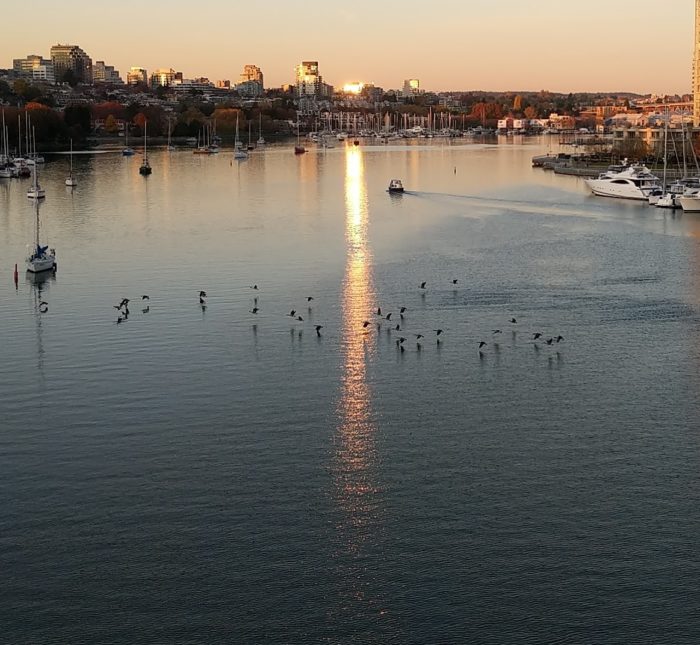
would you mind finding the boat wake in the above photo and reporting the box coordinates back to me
[409,190,631,220]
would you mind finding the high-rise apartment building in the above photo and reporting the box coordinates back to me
[294,61,332,98]
[93,61,123,84]
[127,67,148,86]
[402,79,420,97]
[13,55,55,84]
[150,68,181,88]
[295,61,319,96]
[239,64,263,87]
[50,44,92,84]
[695,0,700,127]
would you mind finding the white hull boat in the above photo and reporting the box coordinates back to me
[65,139,77,187]
[585,164,660,201]
[679,194,700,212]
[27,163,45,199]
[26,187,56,273]
[27,250,56,273]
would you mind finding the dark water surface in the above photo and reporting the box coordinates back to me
[1,140,699,643]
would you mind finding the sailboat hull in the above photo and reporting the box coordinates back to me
[26,260,55,273]
[26,253,56,273]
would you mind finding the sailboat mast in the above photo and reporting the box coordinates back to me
[34,167,40,249]
[662,111,668,191]
[681,119,688,179]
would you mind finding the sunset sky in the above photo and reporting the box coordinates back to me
[1,0,694,94]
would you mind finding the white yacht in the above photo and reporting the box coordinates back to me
[584,164,661,201]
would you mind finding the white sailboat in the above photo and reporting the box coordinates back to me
[123,121,135,156]
[294,114,306,154]
[257,113,265,146]
[247,122,254,151]
[167,118,175,152]
[233,114,248,159]
[65,139,77,187]
[26,191,56,273]
[139,119,152,175]
[27,161,46,199]
[0,109,18,178]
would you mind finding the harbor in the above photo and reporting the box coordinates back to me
[3,139,700,642]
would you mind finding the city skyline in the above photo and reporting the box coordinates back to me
[0,0,694,94]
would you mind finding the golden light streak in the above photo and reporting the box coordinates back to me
[333,146,382,582]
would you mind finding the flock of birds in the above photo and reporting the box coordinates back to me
[38,278,567,357]
[112,295,149,323]
[101,279,563,356]
[31,275,568,360]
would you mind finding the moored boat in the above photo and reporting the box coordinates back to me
[679,191,700,212]
[584,164,660,201]
[27,163,45,199]
[139,120,152,175]
[26,193,56,274]
[65,139,77,187]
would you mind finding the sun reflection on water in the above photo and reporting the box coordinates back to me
[331,146,388,626]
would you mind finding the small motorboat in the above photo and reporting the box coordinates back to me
[387,179,404,193]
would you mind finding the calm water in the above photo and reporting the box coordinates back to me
[1,139,699,644]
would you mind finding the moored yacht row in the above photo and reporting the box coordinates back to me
[582,161,700,212]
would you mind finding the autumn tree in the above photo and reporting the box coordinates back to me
[92,101,126,121]
[104,114,119,134]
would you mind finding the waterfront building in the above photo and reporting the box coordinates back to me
[127,67,148,86]
[216,80,231,89]
[548,113,576,130]
[50,44,92,84]
[150,68,180,88]
[239,64,263,87]
[12,55,55,84]
[695,0,700,127]
[93,61,123,84]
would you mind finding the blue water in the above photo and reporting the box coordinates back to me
[1,140,699,643]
